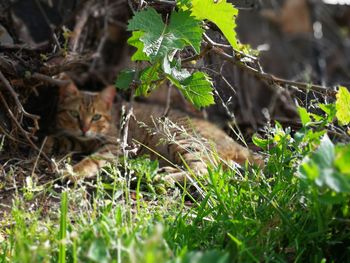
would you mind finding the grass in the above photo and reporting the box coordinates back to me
[59,191,68,263]
[1,115,350,262]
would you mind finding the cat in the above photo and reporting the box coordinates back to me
[44,79,264,183]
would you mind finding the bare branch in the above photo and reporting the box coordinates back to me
[39,57,90,76]
[30,73,70,87]
[182,44,212,63]
[207,44,337,97]
[0,42,49,52]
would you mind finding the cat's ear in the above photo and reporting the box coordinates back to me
[59,82,79,101]
[100,85,116,108]
[57,73,79,101]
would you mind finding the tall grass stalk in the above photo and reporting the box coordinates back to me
[58,191,68,263]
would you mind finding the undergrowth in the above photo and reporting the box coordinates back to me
[1,0,350,262]
[1,99,350,262]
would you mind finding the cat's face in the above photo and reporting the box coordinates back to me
[56,82,116,139]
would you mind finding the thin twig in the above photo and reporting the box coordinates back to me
[128,0,136,14]
[39,57,90,76]
[199,33,337,97]
[182,34,333,97]
[150,0,176,6]
[0,123,22,143]
[163,83,172,117]
[203,33,231,49]
[182,44,212,63]
[31,137,47,177]
[33,0,61,48]
[203,33,258,61]
[69,1,93,52]
[30,73,70,87]
[90,0,109,71]
[0,42,49,52]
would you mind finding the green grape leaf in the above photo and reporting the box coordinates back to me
[115,69,136,90]
[191,0,238,49]
[336,86,350,126]
[162,56,191,82]
[127,8,203,62]
[168,10,203,53]
[169,72,214,108]
[127,31,149,61]
[136,65,160,97]
[177,0,191,10]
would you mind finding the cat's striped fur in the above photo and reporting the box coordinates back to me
[44,81,264,182]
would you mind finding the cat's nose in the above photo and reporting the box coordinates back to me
[81,125,90,135]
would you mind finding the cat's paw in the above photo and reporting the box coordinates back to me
[59,162,91,183]
[156,166,188,185]
[60,167,83,183]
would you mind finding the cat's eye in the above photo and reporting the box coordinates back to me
[69,111,79,118]
[92,114,102,121]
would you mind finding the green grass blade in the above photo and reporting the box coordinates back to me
[58,191,68,263]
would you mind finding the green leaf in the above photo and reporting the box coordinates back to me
[191,0,239,49]
[128,8,164,37]
[177,0,191,10]
[87,238,110,263]
[162,56,191,82]
[115,69,136,90]
[252,134,269,149]
[169,10,203,53]
[58,191,68,263]
[309,113,323,122]
[336,86,350,126]
[335,144,350,175]
[135,65,160,97]
[297,107,311,126]
[169,72,214,108]
[298,135,350,193]
[237,43,259,57]
[180,250,230,263]
[314,135,335,169]
[319,103,336,123]
[303,129,326,144]
[127,8,203,61]
[127,31,149,61]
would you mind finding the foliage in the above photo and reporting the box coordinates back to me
[297,85,350,132]
[189,0,239,49]
[114,69,136,91]
[1,98,350,262]
[116,0,240,108]
[336,86,350,126]
[170,72,214,107]
[298,135,350,193]
[127,8,203,60]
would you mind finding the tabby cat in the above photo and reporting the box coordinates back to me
[44,79,263,182]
